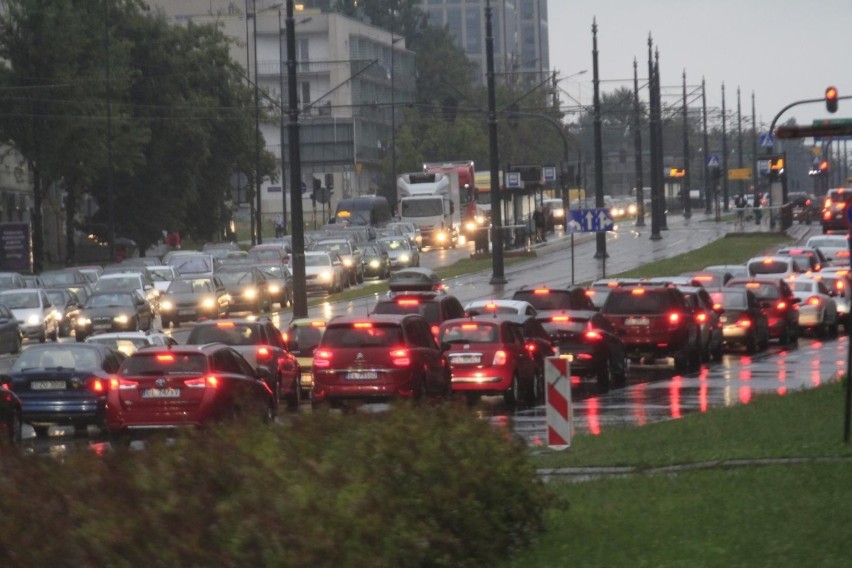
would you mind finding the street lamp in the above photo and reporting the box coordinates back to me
[286,0,307,318]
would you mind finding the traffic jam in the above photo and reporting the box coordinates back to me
[0,190,850,451]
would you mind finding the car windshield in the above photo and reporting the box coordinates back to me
[791,282,817,293]
[0,291,40,309]
[149,268,174,281]
[373,299,440,323]
[0,275,20,288]
[258,266,285,279]
[172,257,213,275]
[86,293,134,308]
[167,278,213,294]
[45,291,68,306]
[401,199,443,217]
[95,276,140,292]
[440,322,498,344]
[86,337,149,356]
[322,323,404,347]
[217,271,254,285]
[748,260,790,275]
[305,254,331,267]
[40,272,77,286]
[603,292,670,315]
[314,242,350,254]
[380,238,408,250]
[808,238,845,248]
[188,323,260,345]
[362,246,382,256]
[250,249,283,260]
[11,345,101,372]
[120,353,207,375]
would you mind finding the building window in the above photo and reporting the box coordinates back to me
[465,7,481,54]
[446,7,463,47]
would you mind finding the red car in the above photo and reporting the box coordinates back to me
[438,316,537,407]
[106,344,275,438]
[311,314,451,409]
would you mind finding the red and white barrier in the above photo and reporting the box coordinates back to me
[545,356,574,450]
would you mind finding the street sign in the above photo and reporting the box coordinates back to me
[505,171,521,189]
[567,208,614,233]
[542,166,557,182]
[707,155,720,168]
[728,168,752,181]
[757,159,770,175]
[759,132,775,148]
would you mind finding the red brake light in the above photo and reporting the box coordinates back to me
[696,312,708,324]
[736,316,752,328]
[461,324,479,330]
[431,325,440,336]
[353,322,373,329]
[584,330,603,341]
[745,282,760,289]
[390,348,410,367]
[533,289,550,295]
[310,321,326,328]
[837,280,845,290]
[89,378,106,393]
[156,354,175,363]
[837,251,850,258]
[805,199,811,206]
[668,312,681,325]
[314,350,332,368]
[525,341,537,353]
[185,375,219,389]
[216,322,236,328]
[806,296,821,307]
[257,346,271,358]
[397,299,419,306]
[484,303,497,310]
[631,288,646,295]
[762,258,773,265]
[695,275,714,282]
[607,281,619,287]
[776,301,787,310]
[551,315,570,322]
[492,350,508,366]
[110,378,138,390]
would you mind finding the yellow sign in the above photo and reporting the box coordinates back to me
[812,146,822,157]
[668,168,686,178]
[728,168,753,181]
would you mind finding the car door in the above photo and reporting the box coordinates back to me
[406,318,446,394]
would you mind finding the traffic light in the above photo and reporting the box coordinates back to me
[820,159,829,173]
[769,156,785,181]
[826,86,839,113]
[325,173,334,189]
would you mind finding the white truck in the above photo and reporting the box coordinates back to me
[397,172,460,249]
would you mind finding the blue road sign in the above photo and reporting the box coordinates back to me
[567,208,614,233]
[759,133,775,148]
[707,155,720,168]
[543,166,557,182]
[505,171,521,189]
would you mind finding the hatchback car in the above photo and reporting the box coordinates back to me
[811,272,852,327]
[464,299,538,317]
[0,288,61,343]
[311,239,364,285]
[106,344,275,437]
[821,187,852,233]
[725,277,800,345]
[537,310,626,393]
[186,319,301,411]
[361,244,392,280]
[378,236,420,270]
[789,277,839,337]
[75,291,155,341]
[745,256,801,279]
[805,235,849,266]
[256,263,293,308]
[711,288,770,353]
[304,251,347,294]
[85,330,177,356]
[438,316,537,406]
[777,246,826,273]
[311,314,451,408]
[2,343,124,437]
[600,284,701,372]
[44,288,83,337]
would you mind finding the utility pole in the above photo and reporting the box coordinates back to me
[633,58,645,227]
[752,91,759,203]
[278,8,288,235]
[252,0,263,244]
[722,83,729,211]
[655,50,667,231]
[287,0,307,318]
[648,35,661,240]
[703,78,711,214]
[737,87,744,202]
[592,19,607,258]
[486,0,506,285]
[682,69,691,219]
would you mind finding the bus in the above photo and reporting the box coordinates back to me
[332,196,392,227]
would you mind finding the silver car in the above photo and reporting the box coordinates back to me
[378,236,420,270]
[0,288,60,342]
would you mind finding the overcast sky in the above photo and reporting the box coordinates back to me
[548,0,852,131]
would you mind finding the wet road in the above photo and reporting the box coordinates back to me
[7,211,833,452]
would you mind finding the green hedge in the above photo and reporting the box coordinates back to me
[0,405,550,567]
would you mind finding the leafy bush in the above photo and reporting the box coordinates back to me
[0,405,550,567]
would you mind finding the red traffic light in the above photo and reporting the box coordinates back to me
[826,86,839,113]
[820,160,829,171]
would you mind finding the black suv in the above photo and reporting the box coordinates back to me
[788,192,819,224]
[185,318,301,410]
[600,284,701,373]
[512,286,596,311]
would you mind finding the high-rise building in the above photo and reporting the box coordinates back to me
[420,0,549,84]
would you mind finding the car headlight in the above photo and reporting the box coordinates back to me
[201,297,216,309]
[342,258,353,267]
[399,254,410,263]
[628,204,638,215]
[268,284,280,294]
[435,231,447,242]
[114,314,129,325]
[475,215,485,225]
[244,288,257,299]
[27,314,42,325]
[319,271,332,281]
[77,317,91,327]
[369,260,380,268]
[160,300,174,311]
[553,209,565,218]
[465,221,477,232]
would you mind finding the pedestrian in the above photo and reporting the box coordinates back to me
[734,194,747,229]
[753,192,763,224]
[533,205,546,243]
[275,214,285,237]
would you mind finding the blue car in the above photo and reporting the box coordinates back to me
[1,343,125,437]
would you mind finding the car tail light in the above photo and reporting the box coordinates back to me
[695,311,708,324]
[314,349,332,368]
[577,353,594,361]
[462,324,479,330]
[586,290,596,299]
[745,282,760,289]
[110,378,138,390]
[584,330,603,341]
[216,321,236,328]
[806,296,821,307]
[431,325,439,337]
[353,322,373,329]
[89,378,106,393]
[397,299,419,306]
[390,348,410,367]
[551,315,570,322]
[533,289,550,295]
[156,354,175,363]
[668,312,681,325]
[310,321,326,328]
[823,210,832,220]
[776,300,787,310]
[257,346,271,359]
[736,315,752,328]
[837,280,846,291]
[492,350,508,366]
[838,250,850,259]
[484,303,497,311]
[525,341,537,353]
[805,199,811,206]
[185,376,219,389]
[631,288,646,295]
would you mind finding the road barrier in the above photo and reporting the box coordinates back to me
[545,356,574,450]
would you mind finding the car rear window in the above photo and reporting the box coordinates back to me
[602,291,673,315]
[540,315,588,335]
[748,260,791,275]
[440,322,498,344]
[729,282,780,300]
[791,282,816,293]
[513,290,583,311]
[322,323,404,348]
[187,323,260,345]
[120,353,207,375]
[720,291,748,309]
[373,299,440,323]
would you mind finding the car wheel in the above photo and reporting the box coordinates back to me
[356,269,364,284]
[595,358,611,394]
[503,373,521,408]
[779,324,790,346]
[711,338,724,362]
[413,375,428,403]
[674,350,690,374]
[746,333,758,354]
[530,368,544,405]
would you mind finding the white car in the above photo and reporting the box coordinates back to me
[85,330,177,356]
[789,277,839,337]
[0,288,61,342]
[805,235,849,266]
[464,299,538,316]
[808,273,852,329]
[304,251,347,294]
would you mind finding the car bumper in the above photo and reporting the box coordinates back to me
[312,370,415,401]
[21,398,106,425]
[20,324,44,339]
[449,367,513,392]
[796,308,824,327]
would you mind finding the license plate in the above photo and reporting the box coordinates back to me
[346,371,377,381]
[31,381,66,390]
[450,355,481,364]
[94,324,112,330]
[178,309,195,315]
[142,388,181,398]
[625,317,650,326]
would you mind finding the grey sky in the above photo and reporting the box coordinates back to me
[548,0,852,130]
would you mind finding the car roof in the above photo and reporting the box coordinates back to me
[464,299,533,310]
[325,314,423,326]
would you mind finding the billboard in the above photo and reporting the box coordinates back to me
[0,223,33,273]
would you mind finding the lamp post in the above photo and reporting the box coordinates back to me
[277,7,288,235]
[485,0,506,285]
[251,1,263,244]
[287,0,307,318]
